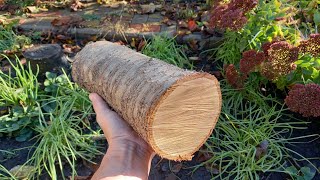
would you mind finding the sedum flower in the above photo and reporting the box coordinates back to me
[239,50,265,75]
[209,0,258,31]
[231,0,258,13]
[260,41,299,81]
[298,34,320,57]
[225,64,245,89]
[285,83,320,117]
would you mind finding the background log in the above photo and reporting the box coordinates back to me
[23,44,70,80]
[72,41,222,161]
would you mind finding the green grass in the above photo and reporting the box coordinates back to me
[195,89,319,179]
[5,0,35,7]
[0,56,103,179]
[0,55,40,139]
[207,31,244,65]
[27,98,102,179]
[0,26,17,53]
[0,25,31,53]
[0,55,39,108]
[22,70,103,179]
[0,164,16,180]
[142,35,193,69]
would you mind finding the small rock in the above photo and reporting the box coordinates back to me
[165,173,177,180]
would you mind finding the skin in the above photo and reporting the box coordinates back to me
[89,93,155,180]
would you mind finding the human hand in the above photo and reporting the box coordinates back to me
[89,93,154,180]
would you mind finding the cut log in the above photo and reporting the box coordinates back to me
[23,44,70,80]
[71,41,222,161]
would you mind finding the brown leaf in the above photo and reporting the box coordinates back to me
[162,17,175,26]
[70,0,84,12]
[51,16,70,26]
[211,71,222,79]
[137,39,146,51]
[56,34,68,40]
[51,15,82,27]
[10,165,35,179]
[205,164,219,174]
[178,20,188,29]
[63,44,73,54]
[196,151,212,163]
[83,159,100,172]
[188,39,198,51]
[114,41,125,45]
[26,6,38,13]
[171,162,182,173]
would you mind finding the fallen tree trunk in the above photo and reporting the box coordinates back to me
[72,41,222,161]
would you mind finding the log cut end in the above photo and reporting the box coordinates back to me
[148,73,221,161]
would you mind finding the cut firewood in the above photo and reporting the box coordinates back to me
[72,41,222,161]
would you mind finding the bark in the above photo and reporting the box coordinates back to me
[72,41,222,160]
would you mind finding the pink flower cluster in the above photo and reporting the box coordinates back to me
[225,64,245,89]
[299,34,320,57]
[260,41,299,81]
[239,50,265,75]
[285,84,320,117]
[209,0,258,31]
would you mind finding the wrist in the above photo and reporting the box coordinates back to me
[108,139,153,162]
[93,139,153,180]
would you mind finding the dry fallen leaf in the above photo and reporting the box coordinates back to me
[178,20,188,29]
[162,17,175,26]
[196,150,213,163]
[188,39,198,51]
[137,39,146,51]
[56,34,68,40]
[62,44,81,54]
[51,15,82,27]
[10,165,35,179]
[70,0,84,12]
[205,164,219,175]
[140,3,162,14]
[83,159,100,172]
[26,6,38,13]
[171,162,182,173]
